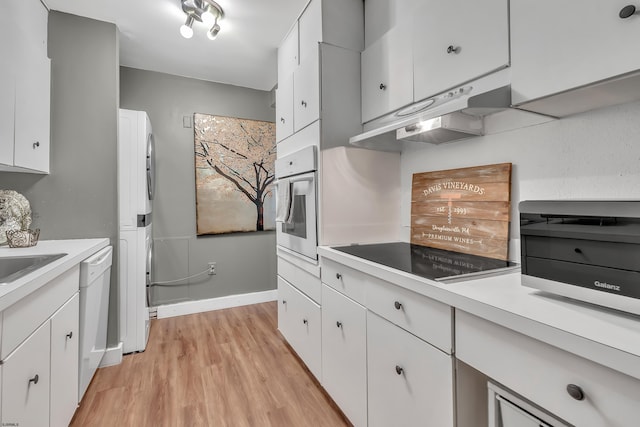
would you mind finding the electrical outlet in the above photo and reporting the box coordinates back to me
[208,262,216,275]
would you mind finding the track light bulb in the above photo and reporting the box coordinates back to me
[207,23,221,40]
[201,9,216,26]
[180,16,194,39]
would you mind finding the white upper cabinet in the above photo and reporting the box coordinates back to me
[412,0,509,102]
[293,53,320,132]
[361,26,413,123]
[278,22,299,82]
[511,0,640,114]
[0,0,50,174]
[275,74,294,142]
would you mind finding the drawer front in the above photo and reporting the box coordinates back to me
[367,312,454,427]
[2,265,79,360]
[524,235,639,271]
[277,277,321,380]
[278,256,321,303]
[365,276,452,354]
[526,257,640,299]
[456,310,640,427]
[321,258,366,304]
[321,285,367,427]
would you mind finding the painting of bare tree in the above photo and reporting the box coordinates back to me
[194,114,276,235]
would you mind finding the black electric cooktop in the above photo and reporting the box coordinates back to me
[332,242,519,282]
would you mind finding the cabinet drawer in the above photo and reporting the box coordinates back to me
[277,256,321,303]
[365,275,452,354]
[277,277,322,380]
[1,265,79,359]
[321,258,366,304]
[524,235,639,271]
[367,312,454,427]
[456,311,640,427]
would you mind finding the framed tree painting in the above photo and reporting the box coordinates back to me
[194,113,276,235]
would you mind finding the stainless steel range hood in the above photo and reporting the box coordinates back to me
[350,68,511,151]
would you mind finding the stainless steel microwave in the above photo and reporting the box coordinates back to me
[519,200,640,315]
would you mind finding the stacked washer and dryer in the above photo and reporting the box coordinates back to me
[118,109,155,354]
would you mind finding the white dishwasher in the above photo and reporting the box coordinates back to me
[78,245,113,402]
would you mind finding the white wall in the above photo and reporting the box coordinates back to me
[399,100,640,260]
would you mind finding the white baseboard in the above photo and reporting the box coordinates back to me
[156,289,278,319]
[99,342,123,367]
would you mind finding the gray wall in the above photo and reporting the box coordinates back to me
[120,67,277,306]
[0,12,120,344]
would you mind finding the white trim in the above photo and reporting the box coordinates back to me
[99,342,123,367]
[156,290,278,319]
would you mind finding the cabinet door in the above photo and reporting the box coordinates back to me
[298,0,322,65]
[278,22,298,80]
[367,311,454,427]
[0,3,16,166]
[511,0,640,105]
[14,50,51,173]
[277,277,322,380]
[1,321,51,427]
[321,285,367,427]
[361,26,413,122]
[51,293,79,426]
[276,74,294,142]
[412,0,509,101]
[293,54,320,132]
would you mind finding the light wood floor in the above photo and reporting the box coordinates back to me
[71,301,350,427]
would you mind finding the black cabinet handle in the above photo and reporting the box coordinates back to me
[303,319,308,325]
[29,374,39,385]
[66,331,73,339]
[336,321,342,328]
[33,141,40,149]
[619,5,637,18]
[379,83,386,90]
[567,384,585,401]
[336,273,342,279]
[282,300,287,305]
[574,248,582,254]
[280,117,285,123]
[301,100,307,107]
[446,45,461,54]
[394,301,403,310]
[395,365,404,375]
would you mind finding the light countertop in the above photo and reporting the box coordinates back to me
[318,245,640,381]
[0,238,110,311]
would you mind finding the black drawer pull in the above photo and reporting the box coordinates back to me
[567,384,585,401]
[395,365,404,375]
[619,5,637,18]
[574,248,582,254]
[282,300,287,305]
[29,374,39,385]
[394,301,403,310]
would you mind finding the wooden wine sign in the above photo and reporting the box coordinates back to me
[410,163,512,260]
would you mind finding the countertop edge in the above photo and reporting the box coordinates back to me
[318,245,640,381]
[0,238,111,311]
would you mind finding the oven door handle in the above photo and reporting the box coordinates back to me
[274,176,314,185]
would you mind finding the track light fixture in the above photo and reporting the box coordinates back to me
[179,0,224,40]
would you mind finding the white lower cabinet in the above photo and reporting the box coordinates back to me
[277,277,322,380]
[1,320,51,427]
[321,284,367,427]
[0,267,81,427]
[367,311,454,427]
[50,293,80,427]
[457,310,640,427]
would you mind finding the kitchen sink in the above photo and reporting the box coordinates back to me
[0,253,67,285]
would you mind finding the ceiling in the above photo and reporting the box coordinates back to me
[43,0,309,91]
